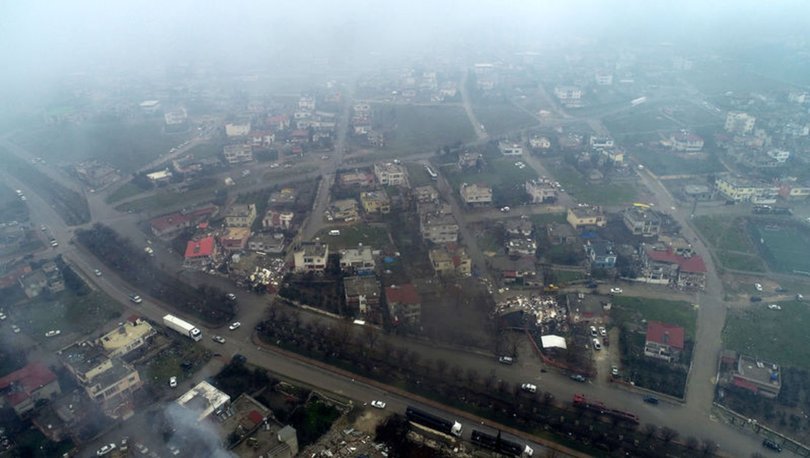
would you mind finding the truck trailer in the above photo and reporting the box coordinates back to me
[471,429,533,456]
[163,314,202,341]
[405,406,462,437]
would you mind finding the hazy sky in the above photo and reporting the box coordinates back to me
[2,1,809,89]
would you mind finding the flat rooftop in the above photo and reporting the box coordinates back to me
[737,355,781,388]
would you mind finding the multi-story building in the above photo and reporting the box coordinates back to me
[623,207,661,237]
[498,141,524,156]
[428,245,472,276]
[553,86,583,107]
[262,210,294,231]
[225,121,251,137]
[223,144,253,164]
[329,199,360,221]
[97,316,156,359]
[373,162,408,186]
[567,207,606,229]
[184,236,218,269]
[458,152,482,169]
[642,246,707,290]
[459,183,492,206]
[247,233,285,254]
[413,185,439,203]
[529,135,552,150]
[724,111,756,135]
[339,246,376,275]
[293,242,329,273]
[506,238,537,257]
[525,179,557,204]
[644,321,685,363]
[669,131,704,152]
[175,381,231,423]
[225,204,257,227]
[729,354,781,398]
[149,205,219,239]
[589,136,614,150]
[420,212,459,244]
[338,170,376,187]
[584,240,616,269]
[766,149,790,164]
[386,284,422,324]
[344,276,382,321]
[360,190,391,214]
[220,227,251,252]
[0,362,61,416]
[715,175,779,203]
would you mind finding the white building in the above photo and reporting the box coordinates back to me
[498,141,524,156]
[373,162,408,186]
[766,149,790,163]
[223,144,253,164]
[225,121,251,137]
[724,112,756,135]
[525,179,557,204]
[175,381,231,423]
[460,183,493,206]
[293,242,329,273]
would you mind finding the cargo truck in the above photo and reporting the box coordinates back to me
[471,429,534,456]
[405,406,462,437]
[163,314,202,341]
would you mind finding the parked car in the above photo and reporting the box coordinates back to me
[592,338,602,351]
[0,312,6,320]
[589,326,598,337]
[762,438,782,452]
[11,325,20,334]
[370,400,386,409]
[521,383,537,393]
[94,269,102,277]
[129,294,143,304]
[610,287,623,294]
[96,443,116,456]
[498,356,514,365]
[754,283,763,291]
[643,396,659,405]
[750,296,762,303]
[44,330,61,337]
[611,366,619,377]
[767,304,782,310]
[226,293,237,301]
[212,335,226,344]
[169,376,177,388]
[49,240,59,247]
[599,326,607,336]
[229,322,241,330]
[570,374,586,383]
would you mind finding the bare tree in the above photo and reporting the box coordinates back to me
[642,423,658,440]
[465,368,479,386]
[434,359,448,377]
[450,364,463,382]
[659,426,679,443]
[685,436,699,450]
[363,325,379,350]
[483,372,497,390]
[701,439,718,456]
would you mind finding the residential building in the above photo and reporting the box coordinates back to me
[298,95,316,111]
[644,321,685,363]
[507,238,537,257]
[223,144,253,164]
[525,179,557,204]
[267,114,290,131]
[373,162,408,186]
[589,136,614,150]
[420,212,459,244]
[724,111,756,135]
[553,86,583,107]
[41,261,65,294]
[490,256,538,285]
[329,199,360,221]
[360,190,391,214]
[175,381,231,423]
[642,246,707,290]
[338,169,375,187]
[458,152,482,169]
[247,233,285,254]
[778,183,810,200]
[184,236,218,269]
[498,141,524,156]
[567,207,606,229]
[139,100,160,113]
[623,207,662,237]
[339,246,376,275]
[59,342,142,418]
[97,316,156,359]
[344,276,382,320]
[413,185,439,203]
[293,242,329,273]
[224,394,299,457]
[766,149,790,164]
[0,362,61,416]
[221,227,251,252]
[225,121,251,137]
[669,131,704,152]
[146,169,173,185]
[594,72,613,86]
[584,240,616,269]
[367,130,385,147]
[225,204,257,227]
[529,135,551,150]
[250,131,275,148]
[504,218,533,237]
[268,188,297,207]
[715,175,779,203]
[459,183,493,206]
[19,270,48,298]
[429,245,472,276]
[386,284,422,324]
[546,222,578,246]
[149,205,218,239]
[730,354,781,398]
[262,210,294,231]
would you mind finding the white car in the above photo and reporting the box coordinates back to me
[94,269,102,277]
[50,240,59,247]
[521,383,537,393]
[610,287,623,294]
[96,443,116,456]
[370,400,386,409]
[129,294,143,304]
[229,322,241,331]
[500,206,511,212]
[169,376,177,388]
[45,330,61,337]
[11,325,21,334]
[767,304,782,310]
[0,312,6,320]
[599,326,607,337]
[212,335,226,344]
[754,283,763,292]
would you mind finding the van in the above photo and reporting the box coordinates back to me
[329,230,341,236]
[592,338,602,351]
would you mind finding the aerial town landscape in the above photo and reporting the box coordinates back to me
[2,1,810,457]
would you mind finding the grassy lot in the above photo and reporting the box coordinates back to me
[544,162,638,206]
[602,108,682,136]
[551,269,586,284]
[750,221,810,275]
[0,182,29,222]
[116,186,221,213]
[12,120,188,173]
[405,162,434,187]
[262,164,319,181]
[185,141,226,159]
[694,215,769,273]
[631,148,726,176]
[11,289,122,341]
[105,181,146,204]
[315,225,391,250]
[143,338,211,387]
[443,156,539,207]
[611,296,697,339]
[473,102,536,136]
[376,104,476,153]
[530,212,567,226]
[723,301,810,369]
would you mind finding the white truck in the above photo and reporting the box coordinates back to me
[163,314,202,341]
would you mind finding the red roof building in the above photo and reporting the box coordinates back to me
[643,247,707,290]
[149,205,218,239]
[385,284,422,325]
[0,362,61,415]
[184,236,217,269]
[644,321,685,363]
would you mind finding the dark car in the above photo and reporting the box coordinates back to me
[570,374,586,383]
[233,354,247,364]
[762,438,782,452]
[750,296,762,303]
[643,396,659,405]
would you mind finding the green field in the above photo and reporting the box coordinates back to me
[10,289,121,341]
[12,120,189,173]
[693,215,767,272]
[749,221,810,275]
[603,108,682,136]
[723,301,810,369]
[116,186,221,213]
[315,224,391,250]
[529,212,567,226]
[405,162,434,187]
[105,181,146,204]
[612,296,697,339]
[443,156,539,207]
[632,148,726,176]
[544,162,638,206]
[376,104,476,153]
[473,102,536,136]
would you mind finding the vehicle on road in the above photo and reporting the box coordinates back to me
[471,429,534,457]
[229,322,241,330]
[592,338,602,351]
[168,444,181,456]
[45,330,61,337]
[750,296,762,302]
[500,206,511,212]
[610,287,623,294]
[94,269,102,277]
[212,335,226,344]
[40,225,47,231]
[226,293,237,301]
[371,400,386,409]
[762,438,782,452]
[755,283,763,291]
[405,406,462,437]
[570,374,586,383]
[11,325,20,334]
[129,294,143,304]
[96,443,116,456]
[767,304,782,310]
[49,240,58,247]
[611,366,619,377]
[590,326,598,337]
[498,356,513,365]
[573,394,639,425]
[0,312,6,320]
[643,396,659,405]
[169,376,177,388]
[144,246,154,256]
[599,326,607,336]
[163,314,202,341]
[521,383,537,393]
